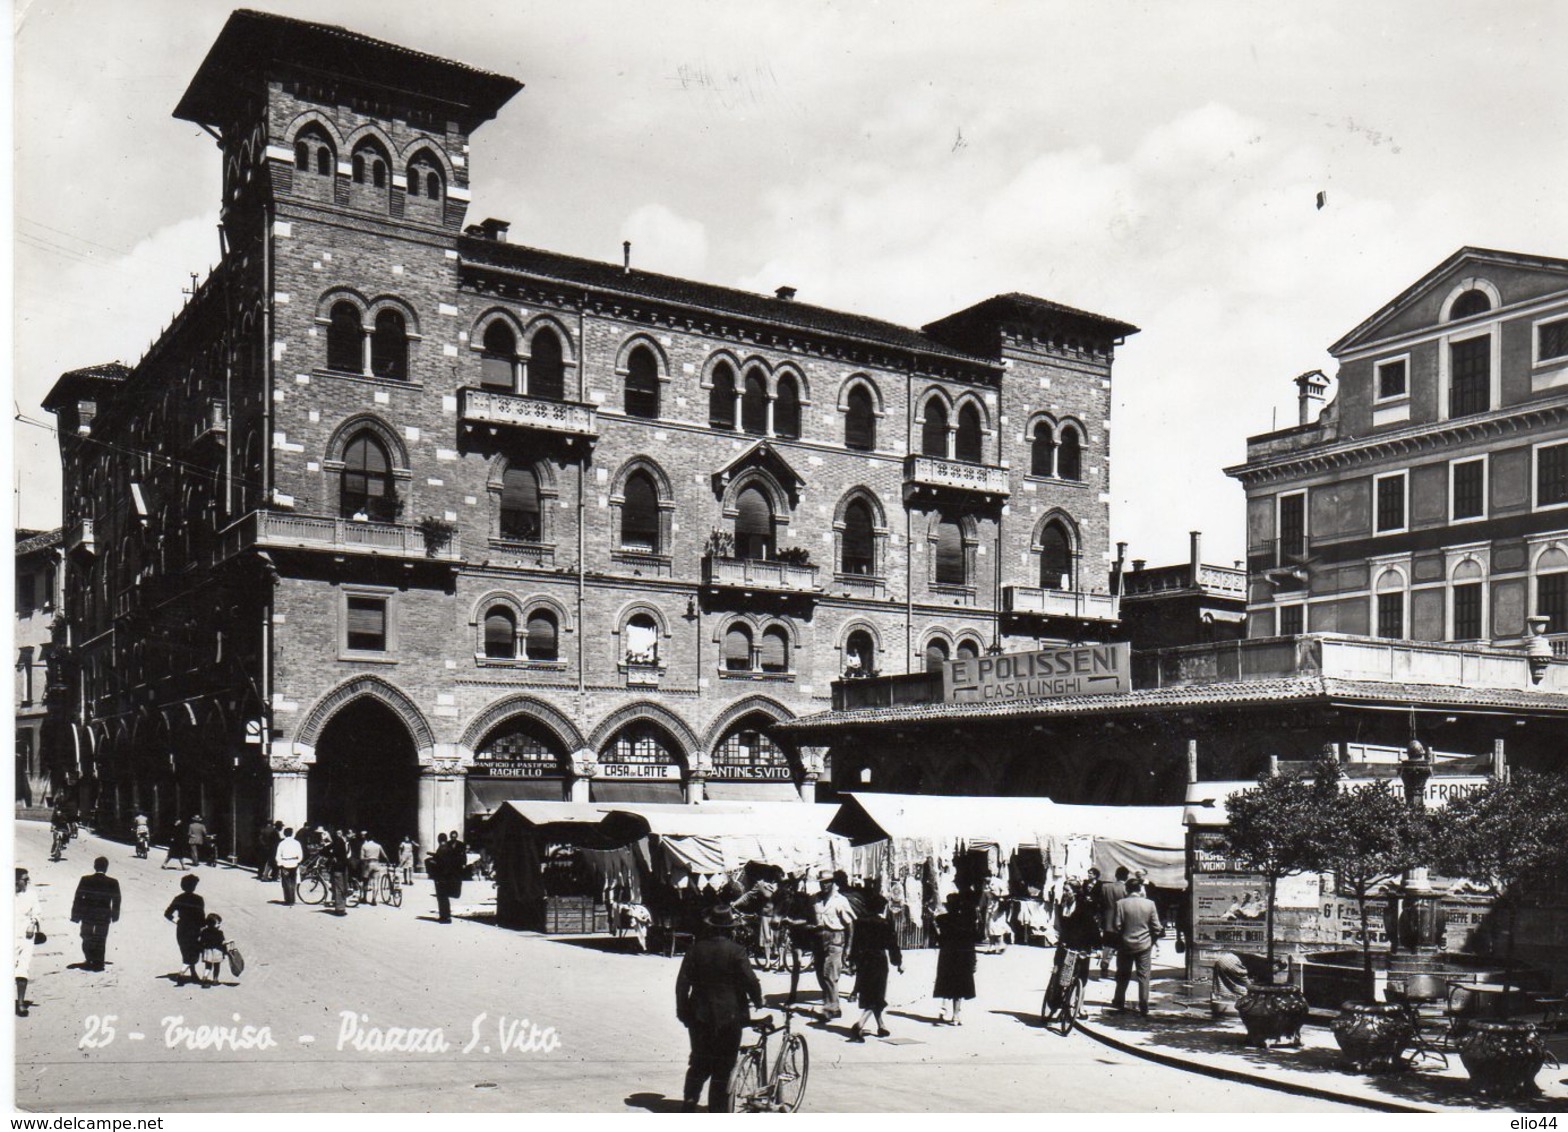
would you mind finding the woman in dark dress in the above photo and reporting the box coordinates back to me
[848,891,902,1040]
[162,873,205,984]
[932,892,979,1025]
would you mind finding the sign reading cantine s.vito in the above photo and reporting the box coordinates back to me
[942,642,1131,704]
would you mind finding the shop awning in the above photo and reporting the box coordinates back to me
[467,777,563,811]
[705,781,802,803]
[591,780,686,805]
[827,792,1062,850]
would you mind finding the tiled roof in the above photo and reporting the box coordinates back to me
[458,237,1004,371]
[926,292,1141,340]
[15,528,63,556]
[41,363,131,412]
[777,675,1568,734]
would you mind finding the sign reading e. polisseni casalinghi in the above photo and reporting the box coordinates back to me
[941,642,1131,704]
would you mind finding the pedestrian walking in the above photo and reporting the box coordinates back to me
[197,914,227,987]
[359,834,387,904]
[185,815,208,869]
[430,832,462,923]
[398,837,415,886]
[275,827,303,906]
[675,905,764,1112]
[163,873,206,984]
[15,868,43,1017]
[1095,866,1129,978]
[132,813,151,859]
[848,891,902,1041]
[810,868,855,1020]
[162,818,186,870]
[932,892,978,1025]
[327,829,352,914]
[257,820,282,881]
[1110,878,1163,1016]
[69,856,122,971]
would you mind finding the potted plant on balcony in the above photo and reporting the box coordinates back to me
[416,515,459,557]
[1432,773,1568,1098]
[1220,762,1325,1046]
[704,529,736,560]
[774,547,813,567]
[1319,776,1428,1072]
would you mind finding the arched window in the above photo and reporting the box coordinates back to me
[845,629,876,677]
[624,614,659,665]
[1031,422,1056,477]
[774,376,801,439]
[1451,289,1491,320]
[935,514,965,585]
[484,607,517,659]
[341,433,394,520]
[735,485,774,560]
[924,637,950,674]
[327,302,362,372]
[525,609,559,661]
[709,363,737,429]
[500,465,540,541]
[295,126,333,177]
[841,498,875,576]
[625,346,660,419]
[295,140,310,170]
[845,385,876,451]
[370,309,408,380]
[1375,569,1405,639]
[427,171,441,199]
[724,624,753,671]
[922,398,949,457]
[1040,520,1074,590]
[760,627,790,673]
[372,159,387,188]
[621,472,660,552]
[955,403,983,462]
[529,328,566,401]
[956,639,981,660]
[317,148,332,176]
[480,321,517,390]
[742,370,769,435]
[352,154,365,182]
[1058,426,1083,481]
[1535,547,1568,633]
[714,725,792,773]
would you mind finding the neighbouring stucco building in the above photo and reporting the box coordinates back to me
[42,10,1138,856]
[1228,248,1568,650]
[15,528,63,809]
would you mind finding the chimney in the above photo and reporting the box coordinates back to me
[479,218,510,243]
[775,286,797,301]
[1189,530,1202,577]
[623,240,631,274]
[1132,558,1146,572]
[1294,369,1329,426]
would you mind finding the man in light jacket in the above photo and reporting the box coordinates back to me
[1110,878,1162,1016]
[274,827,304,906]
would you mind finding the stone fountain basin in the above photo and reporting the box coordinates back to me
[1300,949,1543,1010]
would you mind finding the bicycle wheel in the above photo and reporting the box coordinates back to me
[383,874,402,908]
[298,874,328,906]
[724,1048,766,1112]
[773,1032,810,1112]
[1054,980,1084,1037]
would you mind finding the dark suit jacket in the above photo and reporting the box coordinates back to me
[676,934,762,1030]
[71,873,122,925]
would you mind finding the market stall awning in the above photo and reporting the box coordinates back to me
[827,792,1062,850]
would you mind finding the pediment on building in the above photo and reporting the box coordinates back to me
[711,441,806,504]
[1330,247,1568,356]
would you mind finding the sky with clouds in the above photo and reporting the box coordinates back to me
[10,0,1568,563]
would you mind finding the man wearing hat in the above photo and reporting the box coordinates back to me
[675,905,764,1112]
[811,868,856,1019]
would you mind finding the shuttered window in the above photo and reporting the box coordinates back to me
[621,473,660,552]
[1058,427,1083,481]
[341,434,393,520]
[1537,571,1568,633]
[724,625,753,671]
[1040,522,1073,589]
[484,608,516,658]
[1452,459,1485,520]
[760,628,789,673]
[774,377,801,439]
[1031,423,1056,477]
[935,516,964,585]
[346,596,387,652]
[845,386,875,451]
[736,486,774,560]
[327,302,362,372]
[1453,583,1484,640]
[709,364,737,429]
[1375,473,1406,533]
[1538,443,1568,507]
[500,466,541,541]
[529,328,566,401]
[742,371,769,435]
[480,322,515,390]
[370,309,408,380]
[955,403,983,462]
[922,400,948,457]
[625,346,660,419]
[525,610,558,661]
[841,499,875,575]
[1449,336,1490,417]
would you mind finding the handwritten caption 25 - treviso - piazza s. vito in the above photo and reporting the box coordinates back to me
[78,1012,562,1054]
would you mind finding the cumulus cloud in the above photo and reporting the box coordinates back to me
[621,203,710,280]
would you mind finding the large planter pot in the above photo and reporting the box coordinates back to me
[1235,984,1311,1047]
[1459,1019,1548,1099]
[1330,1001,1414,1072]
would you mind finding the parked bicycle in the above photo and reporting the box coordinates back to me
[298,861,359,908]
[1041,946,1091,1036]
[725,1006,810,1113]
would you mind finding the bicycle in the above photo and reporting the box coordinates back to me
[726,1005,810,1113]
[298,862,359,908]
[364,869,402,908]
[1041,946,1091,1036]
[49,827,68,862]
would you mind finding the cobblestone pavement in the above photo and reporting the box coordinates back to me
[12,823,1355,1113]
